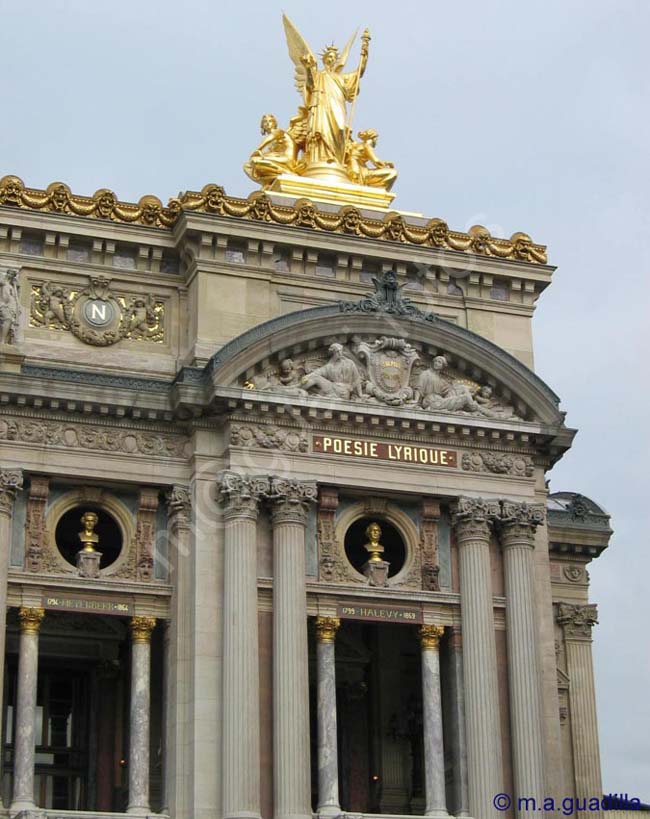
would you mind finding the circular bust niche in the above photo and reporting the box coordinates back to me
[55,506,123,570]
[344,517,406,578]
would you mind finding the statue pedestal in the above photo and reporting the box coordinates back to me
[269,173,396,211]
[363,559,390,587]
[0,343,25,373]
[77,549,102,579]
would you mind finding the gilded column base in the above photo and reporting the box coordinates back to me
[269,173,396,211]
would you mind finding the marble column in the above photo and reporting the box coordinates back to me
[499,502,546,810]
[127,615,156,815]
[164,484,192,819]
[269,477,318,819]
[219,472,270,819]
[419,624,449,819]
[447,627,470,817]
[0,469,22,808]
[315,616,341,817]
[10,606,44,814]
[556,604,602,801]
[452,497,503,819]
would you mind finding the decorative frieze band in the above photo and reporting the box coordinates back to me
[461,451,534,478]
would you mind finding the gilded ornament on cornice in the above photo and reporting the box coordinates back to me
[0,175,548,265]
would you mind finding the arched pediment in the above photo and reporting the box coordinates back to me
[207,295,564,428]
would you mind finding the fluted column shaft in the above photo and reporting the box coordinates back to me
[10,606,44,813]
[127,616,156,815]
[557,604,602,800]
[315,617,340,817]
[0,469,22,808]
[499,504,546,811]
[220,473,270,819]
[453,498,503,819]
[448,627,470,817]
[270,478,317,819]
[420,625,449,818]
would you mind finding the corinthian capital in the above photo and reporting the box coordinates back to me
[269,476,318,525]
[217,471,270,520]
[0,468,23,517]
[451,496,500,543]
[498,500,546,548]
[556,602,598,639]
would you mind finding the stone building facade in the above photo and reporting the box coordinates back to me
[0,174,612,819]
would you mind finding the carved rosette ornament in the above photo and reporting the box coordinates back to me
[218,472,271,520]
[498,501,546,549]
[18,607,45,635]
[268,477,318,525]
[419,624,445,650]
[129,616,157,644]
[0,468,23,516]
[556,603,598,640]
[315,616,340,644]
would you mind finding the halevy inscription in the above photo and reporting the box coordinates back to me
[43,594,133,616]
[313,435,457,467]
[338,604,423,623]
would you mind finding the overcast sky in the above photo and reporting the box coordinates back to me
[1,0,648,796]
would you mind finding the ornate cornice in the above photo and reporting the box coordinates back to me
[556,603,598,639]
[130,615,157,643]
[419,624,445,650]
[0,468,23,516]
[268,476,318,524]
[315,616,340,644]
[0,175,548,265]
[18,606,45,635]
[217,471,270,520]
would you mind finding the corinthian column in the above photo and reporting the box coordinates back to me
[556,604,602,801]
[269,477,318,819]
[0,469,22,808]
[219,472,270,819]
[452,497,503,819]
[419,624,448,818]
[127,615,156,815]
[10,606,44,814]
[498,502,546,810]
[315,616,341,817]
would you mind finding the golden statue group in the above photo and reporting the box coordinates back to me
[244,15,397,205]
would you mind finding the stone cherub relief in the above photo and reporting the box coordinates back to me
[248,339,520,420]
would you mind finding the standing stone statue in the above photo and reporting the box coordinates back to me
[0,268,20,345]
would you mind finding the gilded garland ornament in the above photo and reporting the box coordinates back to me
[0,175,547,264]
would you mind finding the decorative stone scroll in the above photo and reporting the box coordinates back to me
[0,468,23,516]
[217,472,271,520]
[248,330,521,420]
[30,277,165,345]
[268,476,318,524]
[339,270,437,323]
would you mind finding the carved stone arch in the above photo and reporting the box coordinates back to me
[334,499,421,588]
[206,305,565,426]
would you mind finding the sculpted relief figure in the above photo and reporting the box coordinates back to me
[251,338,521,420]
[415,355,482,413]
[0,268,21,345]
[301,342,364,399]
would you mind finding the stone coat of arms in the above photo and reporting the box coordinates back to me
[356,336,419,406]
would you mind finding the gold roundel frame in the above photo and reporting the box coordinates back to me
[334,500,419,587]
[45,488,135,576]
